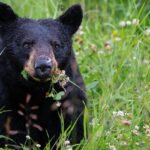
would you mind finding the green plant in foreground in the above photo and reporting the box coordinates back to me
[46,69,69,101]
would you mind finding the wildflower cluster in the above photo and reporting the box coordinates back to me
[46,68,69,101]
[132,125,140,136]
[143,125,150,138]
[119,18,139,27]
[113,110,132,127]
[51,69,69,89]
[25,135,41,149]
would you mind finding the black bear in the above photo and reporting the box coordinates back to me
[0,2,87,149]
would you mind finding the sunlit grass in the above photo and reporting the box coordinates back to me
[1,0,150,149]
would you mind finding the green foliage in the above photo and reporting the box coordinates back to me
[53,91,65,101]
[21,70,29,80]
[1,0,150,149]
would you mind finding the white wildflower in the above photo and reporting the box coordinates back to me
[120,141,127,146]
[113,111,125,117]
[135,142,140,145]
[90,118,99,126]
[144,28,150,36]
[126,20,131,26]
[132,18,139,26]
[115,37,121,42]
[56,102,61,107]
[109,145,116,150]
[143,125,150,130]
[66,145,72,150]
[119,21,126,27]
[77,26,84,35]
[79,30,84,35]
[113,111,117,117]
[75,52,80,56]
[117,134,123,139]
[36,144,41,148]
[117,111,125,116]
[106,131,111,136]
[132,129,140,136]
[135,125,139,130]
[26,135,31,140]
[65,140,70,145]
[133,56,136,60]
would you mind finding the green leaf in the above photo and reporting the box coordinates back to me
[53,91,65,101]
[46,92,54,98]
[21,70,29,80]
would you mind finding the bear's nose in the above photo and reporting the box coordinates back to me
[35,56,52,79]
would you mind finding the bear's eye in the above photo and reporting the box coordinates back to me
[23,41,34,49]
[51,41,61,49]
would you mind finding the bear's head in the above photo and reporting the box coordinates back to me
[0,2,82,82]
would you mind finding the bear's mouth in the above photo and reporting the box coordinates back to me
[21,68,69,85]
[21,69,51,82]
[32,76,51,82]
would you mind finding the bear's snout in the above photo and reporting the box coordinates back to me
[34,55,52,80]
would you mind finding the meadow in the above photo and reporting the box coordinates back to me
[1,0,150,149]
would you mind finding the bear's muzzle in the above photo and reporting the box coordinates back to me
[34,55,52,80]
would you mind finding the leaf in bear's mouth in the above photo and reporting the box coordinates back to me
[21,70,29,80]
[21,70,48,82]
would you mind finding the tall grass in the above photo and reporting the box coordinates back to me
[1,0,150,149]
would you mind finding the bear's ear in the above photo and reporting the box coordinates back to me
[0,2,18,26]
[57,4,83,35]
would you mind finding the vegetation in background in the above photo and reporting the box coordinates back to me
[1,0,150,149]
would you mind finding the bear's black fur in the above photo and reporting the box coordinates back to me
[0,2,87,149]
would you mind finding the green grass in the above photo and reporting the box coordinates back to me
[1,0,150,149]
